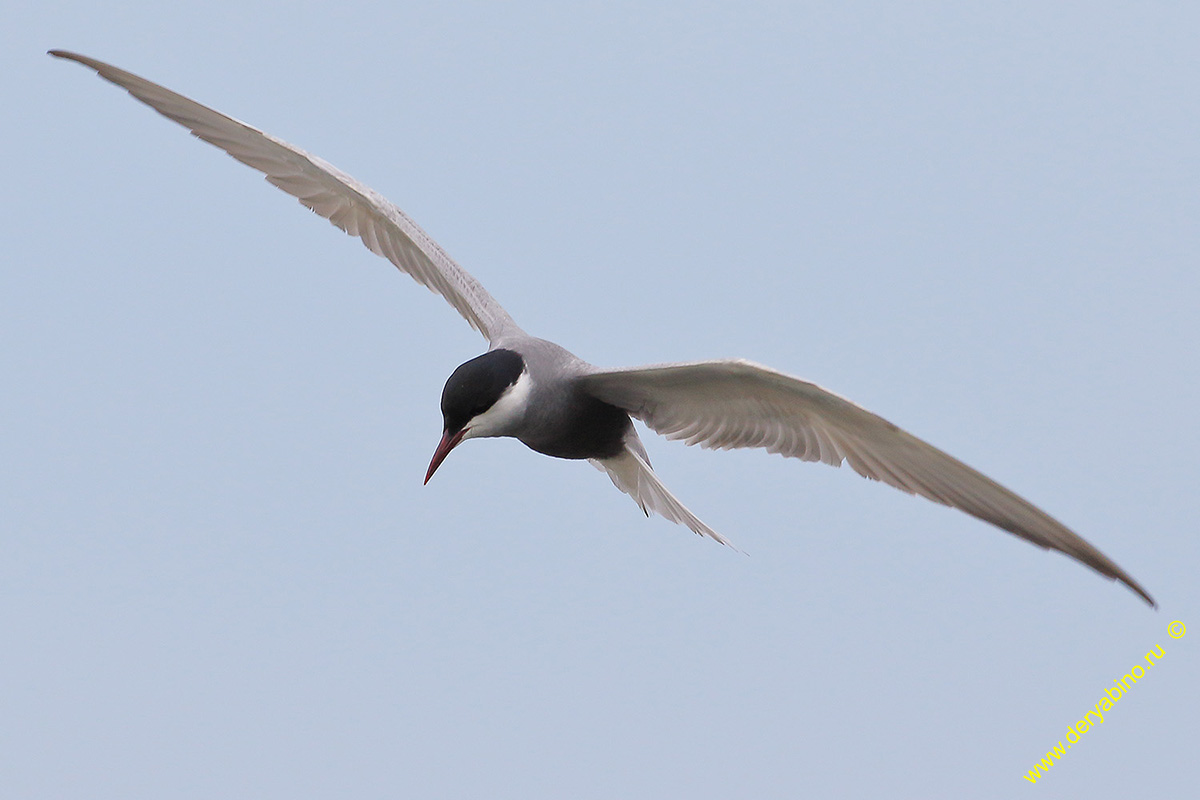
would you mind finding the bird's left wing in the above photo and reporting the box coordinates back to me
[579,359,1154,605]
[49,50,522,343]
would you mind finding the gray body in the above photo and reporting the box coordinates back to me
[490,337,632,461]
[51,50,1155,607]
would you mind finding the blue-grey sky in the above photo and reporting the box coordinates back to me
[4,2,1197,797]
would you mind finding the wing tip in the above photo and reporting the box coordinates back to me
[48,49,86,65]
[1124,577,1157,609]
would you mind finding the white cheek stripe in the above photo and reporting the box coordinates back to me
[462,370,533,440]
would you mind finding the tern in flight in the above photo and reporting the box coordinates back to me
[50,50,1153,606]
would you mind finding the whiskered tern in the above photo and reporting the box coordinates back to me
[50,50,1154,606]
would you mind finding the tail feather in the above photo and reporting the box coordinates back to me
[591,443,735,549]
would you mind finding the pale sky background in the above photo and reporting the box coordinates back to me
[4,2,1198,798]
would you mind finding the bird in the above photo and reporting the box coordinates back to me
[50,49,1154,607]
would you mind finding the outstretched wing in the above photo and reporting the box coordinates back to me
[580,359,1154,605]
[50,50,522,343]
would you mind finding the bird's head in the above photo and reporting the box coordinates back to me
[425,349,529,483]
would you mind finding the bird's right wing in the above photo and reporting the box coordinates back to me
[50,50,522,343]
[580,359,1154,606]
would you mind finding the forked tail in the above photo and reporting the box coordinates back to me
[591,441,735,549]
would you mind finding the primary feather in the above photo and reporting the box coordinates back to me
[48,49,521,343]
[581,360,1155,606]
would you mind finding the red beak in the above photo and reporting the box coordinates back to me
[424,428,466,484]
